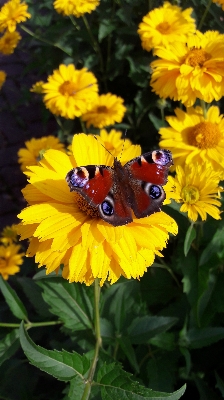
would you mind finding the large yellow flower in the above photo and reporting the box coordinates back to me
[0,70,6,88]
[17,134,177,286]
[0,0,31,33]
[42,64,98,119]
[138,1,195,52]
[168,164,222,222]
[82,93,126,128]
[18,136,65,172]
[213,0,224,10]
[0,30,21,54]
[150,30,224,107]
[53,0,100,17]
[0,243,24,280]
[159,106,224,173]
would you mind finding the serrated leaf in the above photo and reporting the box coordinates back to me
[98,19,116,41]
[17,277,51,318]
[184,225,196,256]
[183,327,224,349]
[199,227,224,266]
[128,316,178,344]
[0,329,20,366]
[37,277,93,331]
[0,276,28,321]
[19,322,90,381]
[148,112,166,130]
[97,363,186,399]
[68,375,86,400]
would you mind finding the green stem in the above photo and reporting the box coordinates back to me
[69,15,80,30]
[20,25,72,57]
[200,99,207,119]
[81,279,102,400]
[82,15,107,90]
[197,0,212,31]
[0,321,61,328]
[154,259,181,289]
[80,118,87,133]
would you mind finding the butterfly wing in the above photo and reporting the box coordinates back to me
[66,165,113,206]
[124,149,172,218]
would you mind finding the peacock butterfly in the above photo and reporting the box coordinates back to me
[65,149,172,226]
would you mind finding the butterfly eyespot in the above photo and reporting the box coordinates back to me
[100,200,114,216]
[149,185,162,199]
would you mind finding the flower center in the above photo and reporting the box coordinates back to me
[187,121,222,149]
[181,186,200,204]
[185,48,211,68]
[59,81,77,96]
[74,193,100,219]
[97,106,108,113]
[156,21,171,34]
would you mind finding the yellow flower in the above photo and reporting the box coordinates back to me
[0,30,21,54]
[18,136,66,172]
[138,1,195,52]
[0,243,24,280]
[0,70,6,88]
[0,0,31,33]
[82,93,126,128]
[99,129,132,155]
[0,225,18,245]
[150,30,224,107]
[168,164,222,222]
[159,106,224,173]
[53,0,99,17]
[30,81,45,94]
[213,0,224,10]
[17,134,177,286]
[42,64,98,119]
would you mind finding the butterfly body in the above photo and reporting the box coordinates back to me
[66,149,172,226]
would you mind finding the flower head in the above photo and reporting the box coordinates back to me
[138,1,195,52]
[0,0,31,33]
[30,81,45,94]
[213,0,224,10]
[17,134,177,286]
[82,93,126,128]
[42,64,98,119]
[99,129,132,155]
[0,70,6,88]
[159,106,224,173]
[0,243,24,280]
[150,30,224,107]
[53,0,99,17]
[18,136,66,172]
[168,164,223,222]
[0,225,18,245]
[0,30,21,54]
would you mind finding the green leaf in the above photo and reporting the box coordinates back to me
[98,19,116,41]
[199,227,224,266]
[182,327,224,349]
[215,372,224,397]
[37,277,93,331]
[128,316,178,344]
[97,363,186,399]
[18,277,51,318]
[149,332,176,351]
[19,322,90,381]
[118,336,139,373]
[184,224,196,256]
[0,276,28,321]
[148,112,166,130]
[0,329,20,367]
[68,375,86,400]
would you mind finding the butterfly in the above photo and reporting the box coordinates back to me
[65,149,172,226]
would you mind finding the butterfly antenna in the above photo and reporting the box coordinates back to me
[93,135,114,157]
[118,129,127,161]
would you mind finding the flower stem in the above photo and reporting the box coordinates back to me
[200,99,207,119]
[81,278,102,400]
[0,321,61,328]
[20,25,72,56]
[197,0,213,31]
[69,15,80,30]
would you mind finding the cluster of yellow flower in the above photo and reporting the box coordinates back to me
[0,0,31,88]
[0,225,24,280]
[138,1,224,222]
